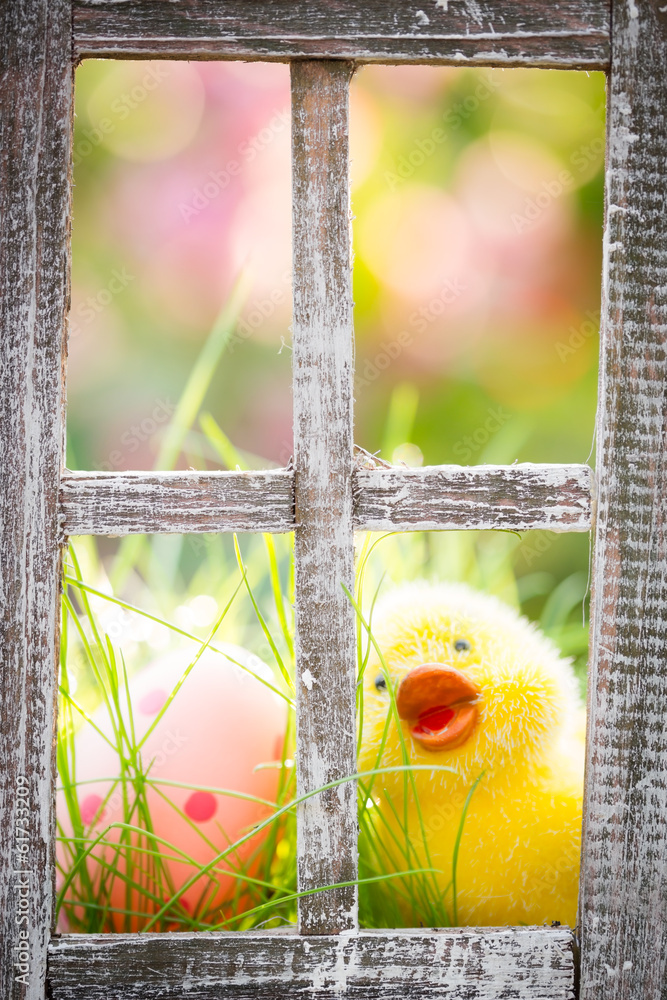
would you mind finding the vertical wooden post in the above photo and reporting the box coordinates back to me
[291,60,358,935]
[0,2,72,999]
[579,0,667,996]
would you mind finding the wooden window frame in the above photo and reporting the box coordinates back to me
[1,1,665,998]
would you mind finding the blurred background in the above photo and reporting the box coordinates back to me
[68,60,604,472]
[59,61,604,929]
[66,59,605,676]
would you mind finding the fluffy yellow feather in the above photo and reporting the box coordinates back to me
[359,580,585,927]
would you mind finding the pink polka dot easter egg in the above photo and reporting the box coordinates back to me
[57,645,288,931]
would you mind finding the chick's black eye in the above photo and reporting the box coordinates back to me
[374,674,387,692]
[454,639,471,652]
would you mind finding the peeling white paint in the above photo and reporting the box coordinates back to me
[291,61,358,935]
[355,463,592,533]
[463,0,486,27]
[60,469,295,535]
[300,669,317,691]
[1,6,72,998]
[72,3,611,70]
[48,927,576,996]
[7,5,657,998]
[581,6,667,996]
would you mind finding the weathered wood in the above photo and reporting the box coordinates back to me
[59,470,295,535]
[59,464,592,536]
[355,463,592,533]
[579,2,667,998]
[0,2,72,999]
[7,1,666,996]
[72,0,610,69]
[292,61,358,935]
[48,927,576,999]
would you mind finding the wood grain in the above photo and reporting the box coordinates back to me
[48,926,576,999]
[59,470,295,535]
[578,1,667,998]
[292,61,358,935]
[59,464,592,535]
[355,463,593,532]
[0,2,72,999]
[71,0,610,68]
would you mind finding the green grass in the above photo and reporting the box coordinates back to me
[57,523,588,936]
[57,310,590,934]
[56,529,482,932]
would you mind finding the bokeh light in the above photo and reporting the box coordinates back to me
[68,60,604,494]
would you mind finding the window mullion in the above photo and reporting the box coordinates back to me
[291,59,358,935]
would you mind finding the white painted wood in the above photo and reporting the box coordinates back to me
[59,470,295,535]
[71,0,610,69]
[0,2,72,999]
[60,464,592,535]
[6,0,667,996]
[579,1,667,998]
[48,926,576,999]
[355,463,592,532]
[291,60,358,935]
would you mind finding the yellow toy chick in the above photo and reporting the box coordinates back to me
[359,581,585,927]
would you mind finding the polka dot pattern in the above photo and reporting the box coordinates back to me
[184,791,217,823]
[80,793,105,826]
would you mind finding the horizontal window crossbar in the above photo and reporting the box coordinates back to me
[59,463,592,536]
[355,462,592,532]
[59,469,295,535]
[48,926,575,999]
[72,0,610,69]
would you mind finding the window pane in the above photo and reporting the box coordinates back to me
[68,61,293,473]
[351,66,604,467]
[58,524,587,932]
[58,532,295,932]
[354,528,587,928]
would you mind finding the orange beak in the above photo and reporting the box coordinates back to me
[396,663,480,752]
